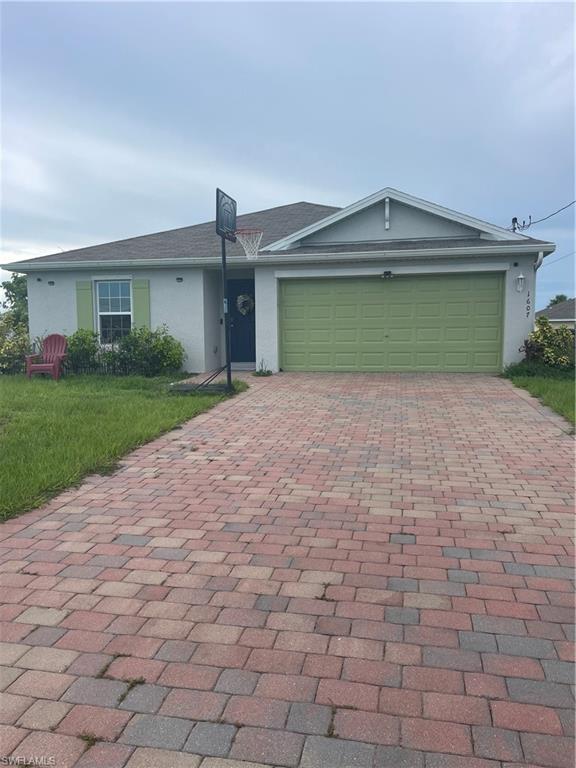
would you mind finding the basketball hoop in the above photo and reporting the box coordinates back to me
[235,228,263,261]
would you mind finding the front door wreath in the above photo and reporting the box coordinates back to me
[236,294,255,316]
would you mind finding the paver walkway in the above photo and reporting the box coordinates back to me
[1,373,574,768]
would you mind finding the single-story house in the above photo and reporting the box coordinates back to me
[535,298,575,330]
[6,187,556,373]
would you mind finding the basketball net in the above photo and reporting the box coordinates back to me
[235,228,263,261]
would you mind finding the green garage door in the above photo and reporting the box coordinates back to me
[279,273,504,372]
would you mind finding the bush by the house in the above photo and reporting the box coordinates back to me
[115,326,185,376]
[65,326,184,377]
[0,313,29,374]
[522,317,575,370]
[66,330,100,371]
[0,273,30,374]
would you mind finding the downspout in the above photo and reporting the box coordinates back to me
[534,251,544,270]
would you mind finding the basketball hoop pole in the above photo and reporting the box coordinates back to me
[220,235,233,393]
[215,189,237,394]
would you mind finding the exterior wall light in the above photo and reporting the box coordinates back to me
[515,274,525,293]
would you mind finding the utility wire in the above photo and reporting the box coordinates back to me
[541,250,575,268]
[508,200,575,232]
[530,201,575,226]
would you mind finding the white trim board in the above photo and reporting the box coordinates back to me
[91,274,134,280]
[274,264,510,280]
[264,187,530,251]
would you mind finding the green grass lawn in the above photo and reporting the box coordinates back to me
[510,376,575,426]
[0,375,238,520]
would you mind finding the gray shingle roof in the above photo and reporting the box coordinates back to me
[8,198,553,270]
[17,202,340,266]
[536,298,575,320]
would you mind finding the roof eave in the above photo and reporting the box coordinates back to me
[4,242,555,273]
[256,242,554,262]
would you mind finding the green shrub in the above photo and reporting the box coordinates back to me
[503,360,574,380]
[116,326,184,376]
[66,330,99,372]
[522,317,575,370]
[0,314,29,374]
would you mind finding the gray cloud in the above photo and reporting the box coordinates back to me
[1,1,574,306]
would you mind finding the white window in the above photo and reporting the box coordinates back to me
[97,280,132,343]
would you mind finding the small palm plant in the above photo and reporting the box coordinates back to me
[253,358,273,377]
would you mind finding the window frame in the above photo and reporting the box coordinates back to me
[95,279,133,344]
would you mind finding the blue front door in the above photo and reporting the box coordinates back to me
[228,279,256,363]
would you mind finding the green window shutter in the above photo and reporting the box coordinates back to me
[76,281,94,331]
[132,279,151,329]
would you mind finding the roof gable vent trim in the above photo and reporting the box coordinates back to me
[265,187,530,251]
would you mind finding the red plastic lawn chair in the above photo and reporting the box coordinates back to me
[26,334,68,381]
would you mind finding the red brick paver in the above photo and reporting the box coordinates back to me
[1,373,574,767]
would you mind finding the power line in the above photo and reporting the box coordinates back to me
[508,200,575,232]
[541,250,575,268]
[530,201,575,225]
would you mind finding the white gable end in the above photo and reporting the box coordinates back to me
[264,188,528,251]
[301,200,479,246]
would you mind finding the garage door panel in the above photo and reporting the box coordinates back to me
[474,327,500,342]
[445,328,471,342]
[283,352,308,367]
[388,352,414,367]
[284,329,307,344]
[445,352,470,367]
[334,352,358,367]
[279,274,503,372]
[361,328,386,343]
[388,328,413,343]
[476,301,500,316]
[334,305,359,319]
[417,328,443,342]
[472,352,498,373]
[475,274,501,289]
[308,307,332,320]
[390,304,415,318]
[284,306,305,320]
[360,352,386,367]
[309,329,332,343]
[446,302,470,317]
[308,352,332,366]
[334,329,358,343]
[362,305,387,319]
[417,303,442,318]
[416,352,442,367]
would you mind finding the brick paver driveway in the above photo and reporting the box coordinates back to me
[1,374,574,768]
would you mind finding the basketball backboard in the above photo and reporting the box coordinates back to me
[216,188,237,242]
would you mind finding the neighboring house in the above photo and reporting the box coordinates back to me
[535,298,575,330]
[5,188,556,373]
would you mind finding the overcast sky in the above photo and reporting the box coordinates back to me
[1,1,574,308]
